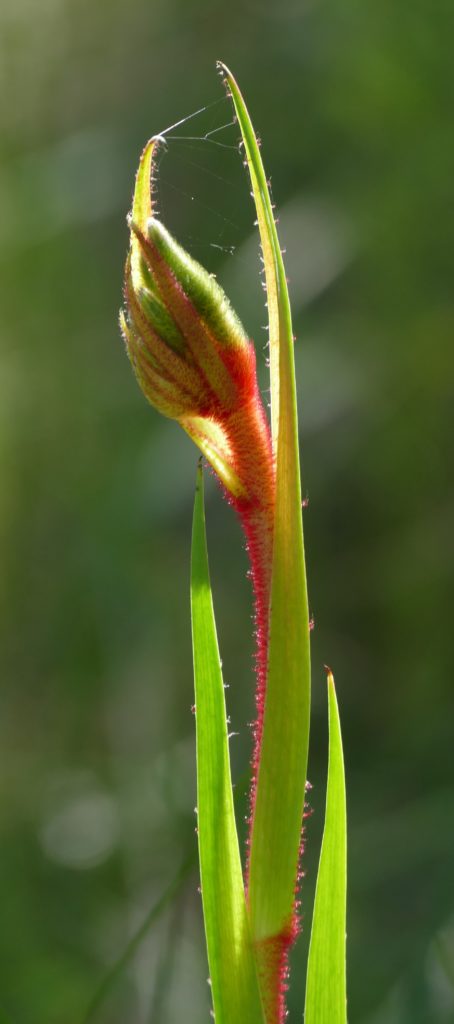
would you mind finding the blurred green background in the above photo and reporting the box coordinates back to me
[0,0,453,1021]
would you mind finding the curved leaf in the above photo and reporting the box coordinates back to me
[220,63,311,953]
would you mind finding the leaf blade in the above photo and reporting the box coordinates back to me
[305,672,347,1024]
[220,63,311,949]
[191,465,265,1024]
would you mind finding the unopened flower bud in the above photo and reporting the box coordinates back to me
[120,137,270,502]
[120,138,275,514]
[123,214,254,421]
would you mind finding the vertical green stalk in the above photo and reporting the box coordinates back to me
[220,65,311,1019]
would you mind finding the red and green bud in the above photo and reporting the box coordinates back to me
[120,138,275,516]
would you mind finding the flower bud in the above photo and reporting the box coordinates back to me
[120,137,269,500]
[123,215,255,419]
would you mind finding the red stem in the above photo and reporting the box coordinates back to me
[222,388,300,1024]
[220,388,275,873]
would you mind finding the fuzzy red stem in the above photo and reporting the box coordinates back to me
[221,384,302,1024]
[219,387,274,779]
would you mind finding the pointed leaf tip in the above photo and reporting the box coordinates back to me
[305,669,347,1024]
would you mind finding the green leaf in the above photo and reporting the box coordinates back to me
[305,672,347,1024]
[220,64,311,947]
[191,464,265,1024]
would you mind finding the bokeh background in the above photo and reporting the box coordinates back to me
[1,0,453,1021]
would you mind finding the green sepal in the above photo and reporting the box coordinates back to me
[146,218,249,350]
[138,286,186,354]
